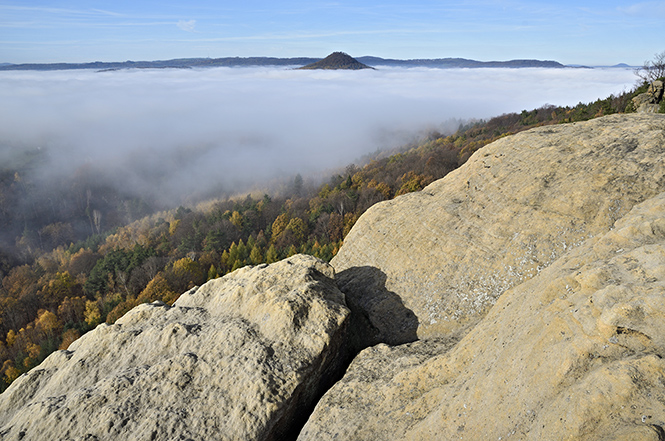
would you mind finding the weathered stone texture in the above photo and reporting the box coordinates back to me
[0,255,349,441]
[332,113,665,344]
[300,190,665,441]
[633,80,664,113]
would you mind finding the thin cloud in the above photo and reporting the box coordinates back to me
[618,1,665,15]
[0,5,107,16]
[177,19,197,32]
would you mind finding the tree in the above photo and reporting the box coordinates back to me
[136,273,179,305]
[3,360,20,384]
[68,248,100,276]
[249,245,263,265]
[57,296,86,324]
[59,328,81,350]
[285,218,307,243]
[229,211,244,230]
[635,50,665,84]
[265,244,279,264]
[220,250,230,273]
[168,257,205,293]
[271,213,290,241]
[39,271,79,308]
[5,329,16,347]
[293,174,303,197]
[84,300,102,327]
[35,309,61,338]
[207,264,219,280]
[40,222,75,250]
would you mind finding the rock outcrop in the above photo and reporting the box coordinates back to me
[633,80,664,113]
[332,113,665,346]
[299,189,665,440]
[0,255,349,441]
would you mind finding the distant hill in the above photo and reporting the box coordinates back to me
[567,63,634,69]
[357,56,565,68]
[0,55,568,71]
[0,57,320,71]
[298,52,373,70]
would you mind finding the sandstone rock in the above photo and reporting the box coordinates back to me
[0,255,349,441]
[649,80,664,102]
[332,113,665,344]
[299,191,665,440]
[633,80,664,113]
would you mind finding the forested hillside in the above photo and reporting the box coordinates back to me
[0,82,649,390]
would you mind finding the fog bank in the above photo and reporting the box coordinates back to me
[0,66,636,204]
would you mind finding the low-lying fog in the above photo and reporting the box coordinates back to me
[0,66,636,204]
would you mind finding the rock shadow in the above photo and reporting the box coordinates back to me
[336,266,419,353]
[283,266,419,441]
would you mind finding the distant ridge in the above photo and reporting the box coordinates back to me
[357,56,565,68]
[0,57,320,72]
[0,55,567,71]
[298,52,373,70]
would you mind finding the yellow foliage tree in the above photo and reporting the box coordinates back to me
[36,309,62,337]
[168,220,181,236]
[3,360,20,383]
[229,211,244,229]
[286,218,307,243]
[24,342,41,368]
[84,300,102,327]
[57,296,87,324]
[137,273,179,305]
[170,257,204,292]
[271,213,290,241]
[5,329,16,347]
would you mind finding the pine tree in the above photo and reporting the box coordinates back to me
[207,264,219,280]
[265,244,279,264]
[249,245,263,265]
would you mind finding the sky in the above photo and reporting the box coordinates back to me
[0,0,664,65]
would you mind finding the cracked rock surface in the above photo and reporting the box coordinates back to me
[0,255,349,441]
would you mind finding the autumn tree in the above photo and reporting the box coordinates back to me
[84,300,102,327]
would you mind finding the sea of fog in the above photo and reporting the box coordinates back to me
[0,66,636,203]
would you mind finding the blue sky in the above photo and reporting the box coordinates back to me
[0,0,663,65]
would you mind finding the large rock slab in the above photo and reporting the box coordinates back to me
[300,191,665,440]
[0,254,349,441]
[332,113,665,343]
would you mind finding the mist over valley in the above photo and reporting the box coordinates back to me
[0,64,638,262]
[1,65,635,200]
